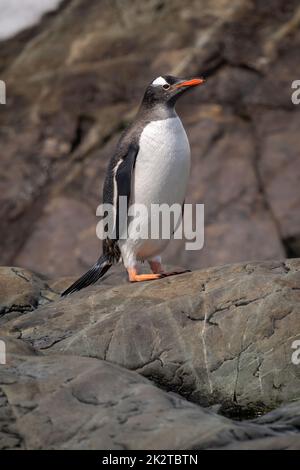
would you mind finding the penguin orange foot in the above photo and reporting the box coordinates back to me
[127,264,191,283]
[127,268,163,282]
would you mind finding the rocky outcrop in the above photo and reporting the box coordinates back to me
[1,337,300,450]
[1,259,300,437]
[0,267,59,326]
[1,0,300,276]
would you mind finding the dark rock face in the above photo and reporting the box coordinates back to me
[1,260,300,449]
[1,0,300,277]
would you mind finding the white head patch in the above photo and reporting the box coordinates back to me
[152,76,168,86]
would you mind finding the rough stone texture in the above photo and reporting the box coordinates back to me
[3,259,300,418]
[1,0,300,277]
[0,266,59,325]
[0,337,299,450]
[222,400,300,449]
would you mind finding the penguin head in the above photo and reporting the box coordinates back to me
[142,75,205,108]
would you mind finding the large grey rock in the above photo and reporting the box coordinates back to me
[0,267,59,326]
[1,338,299,450]
[4,259,300,416]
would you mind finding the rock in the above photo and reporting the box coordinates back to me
[1,0,300,276]
[257,110,300,252]
[222,400,300,449]
[222,435,300,450]
[0,267,59,325]
[14,196,100,277]
[1,337,299,450]
[3,259,300,417]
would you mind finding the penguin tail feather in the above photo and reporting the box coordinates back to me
[61,255,112,297]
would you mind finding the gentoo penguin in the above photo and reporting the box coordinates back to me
[62,75,204,296]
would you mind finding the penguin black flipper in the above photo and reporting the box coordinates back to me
[61,143,139,297]
[115,143,139,239]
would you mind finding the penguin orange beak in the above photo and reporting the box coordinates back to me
[175,78,205,88]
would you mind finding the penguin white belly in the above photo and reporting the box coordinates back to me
[119,116,190,267]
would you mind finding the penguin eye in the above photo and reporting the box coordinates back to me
[162,83,170,90]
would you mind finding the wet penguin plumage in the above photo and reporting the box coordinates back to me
[62,74,204,296]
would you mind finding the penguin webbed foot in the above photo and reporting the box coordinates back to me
[127,268,163,282]
[127,265,191,282]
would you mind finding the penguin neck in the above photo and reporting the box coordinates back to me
[138,100,177,121]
